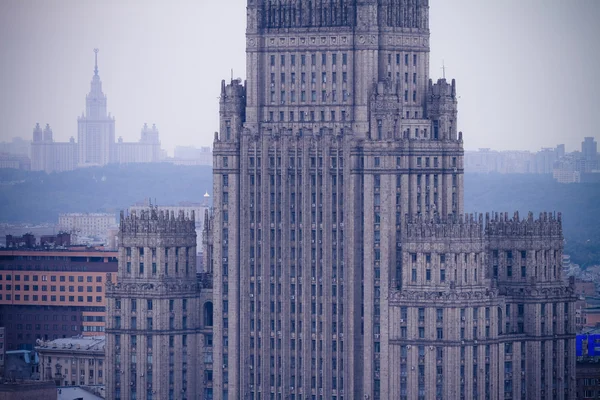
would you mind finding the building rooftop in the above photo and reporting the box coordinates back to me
[36,336,106,352]
[57,386,104,400]
[0,247,116,255]
[5,350,39,364]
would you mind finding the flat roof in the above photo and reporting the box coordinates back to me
[37,336,106,352]
[57,386,104,400]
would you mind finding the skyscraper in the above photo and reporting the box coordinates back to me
[77,49,116,166]
[208,1,575,399]
[581,137,598,172]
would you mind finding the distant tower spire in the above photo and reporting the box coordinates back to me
[94,48,99,76]
[441,60,446,79]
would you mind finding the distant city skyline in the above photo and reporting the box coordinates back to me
[1,0,599,154]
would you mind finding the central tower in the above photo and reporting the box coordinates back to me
[77,49,116,166]
[210,1,465,399]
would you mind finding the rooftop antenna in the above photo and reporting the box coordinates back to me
[231,68,234,83]
[441,60,446,80]
[94,48,99,76]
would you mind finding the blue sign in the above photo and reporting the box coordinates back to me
[576,334,600,357]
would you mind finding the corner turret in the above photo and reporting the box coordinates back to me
[426,78,458,141]
[218,79,246,143]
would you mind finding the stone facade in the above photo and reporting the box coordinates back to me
[206,1,576,400]
[36,336,106,387]
[105,209,213,400]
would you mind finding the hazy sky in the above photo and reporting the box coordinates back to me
[1,0,599,154]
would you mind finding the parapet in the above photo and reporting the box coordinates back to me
[221,79,246,100]
[427,78,457,99]
[484,211,562,238]
[402,213,484,240]
[119,208,196,235]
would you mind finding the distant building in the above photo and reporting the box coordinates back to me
[30,124,77,173]
[77,50,115,167]
[5,234,36,249]
[27,49,169,172]
[0,248,117,350]
[552,138,600,183]
[58,213,117,240]
[36,336,106,387]
[0,380,56,399]
[553,156,581,183]
[535,147,560,174]
[580,137,598,173]
[172,145,212,166]
[464,149,535,174]
[40,232,72,248]
[0,137,30,158]
[114,123,162,164]
[0,153,30,170]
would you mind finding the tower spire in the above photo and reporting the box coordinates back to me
[441,59,446,79]
[94,48,99,76]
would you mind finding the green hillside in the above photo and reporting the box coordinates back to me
[464,173,600,268]
[0,164,212,223]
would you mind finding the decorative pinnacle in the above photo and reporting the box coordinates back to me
[94,48,99,76]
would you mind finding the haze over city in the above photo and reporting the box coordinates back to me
[1,0,599,155]
[1,1,600,399]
